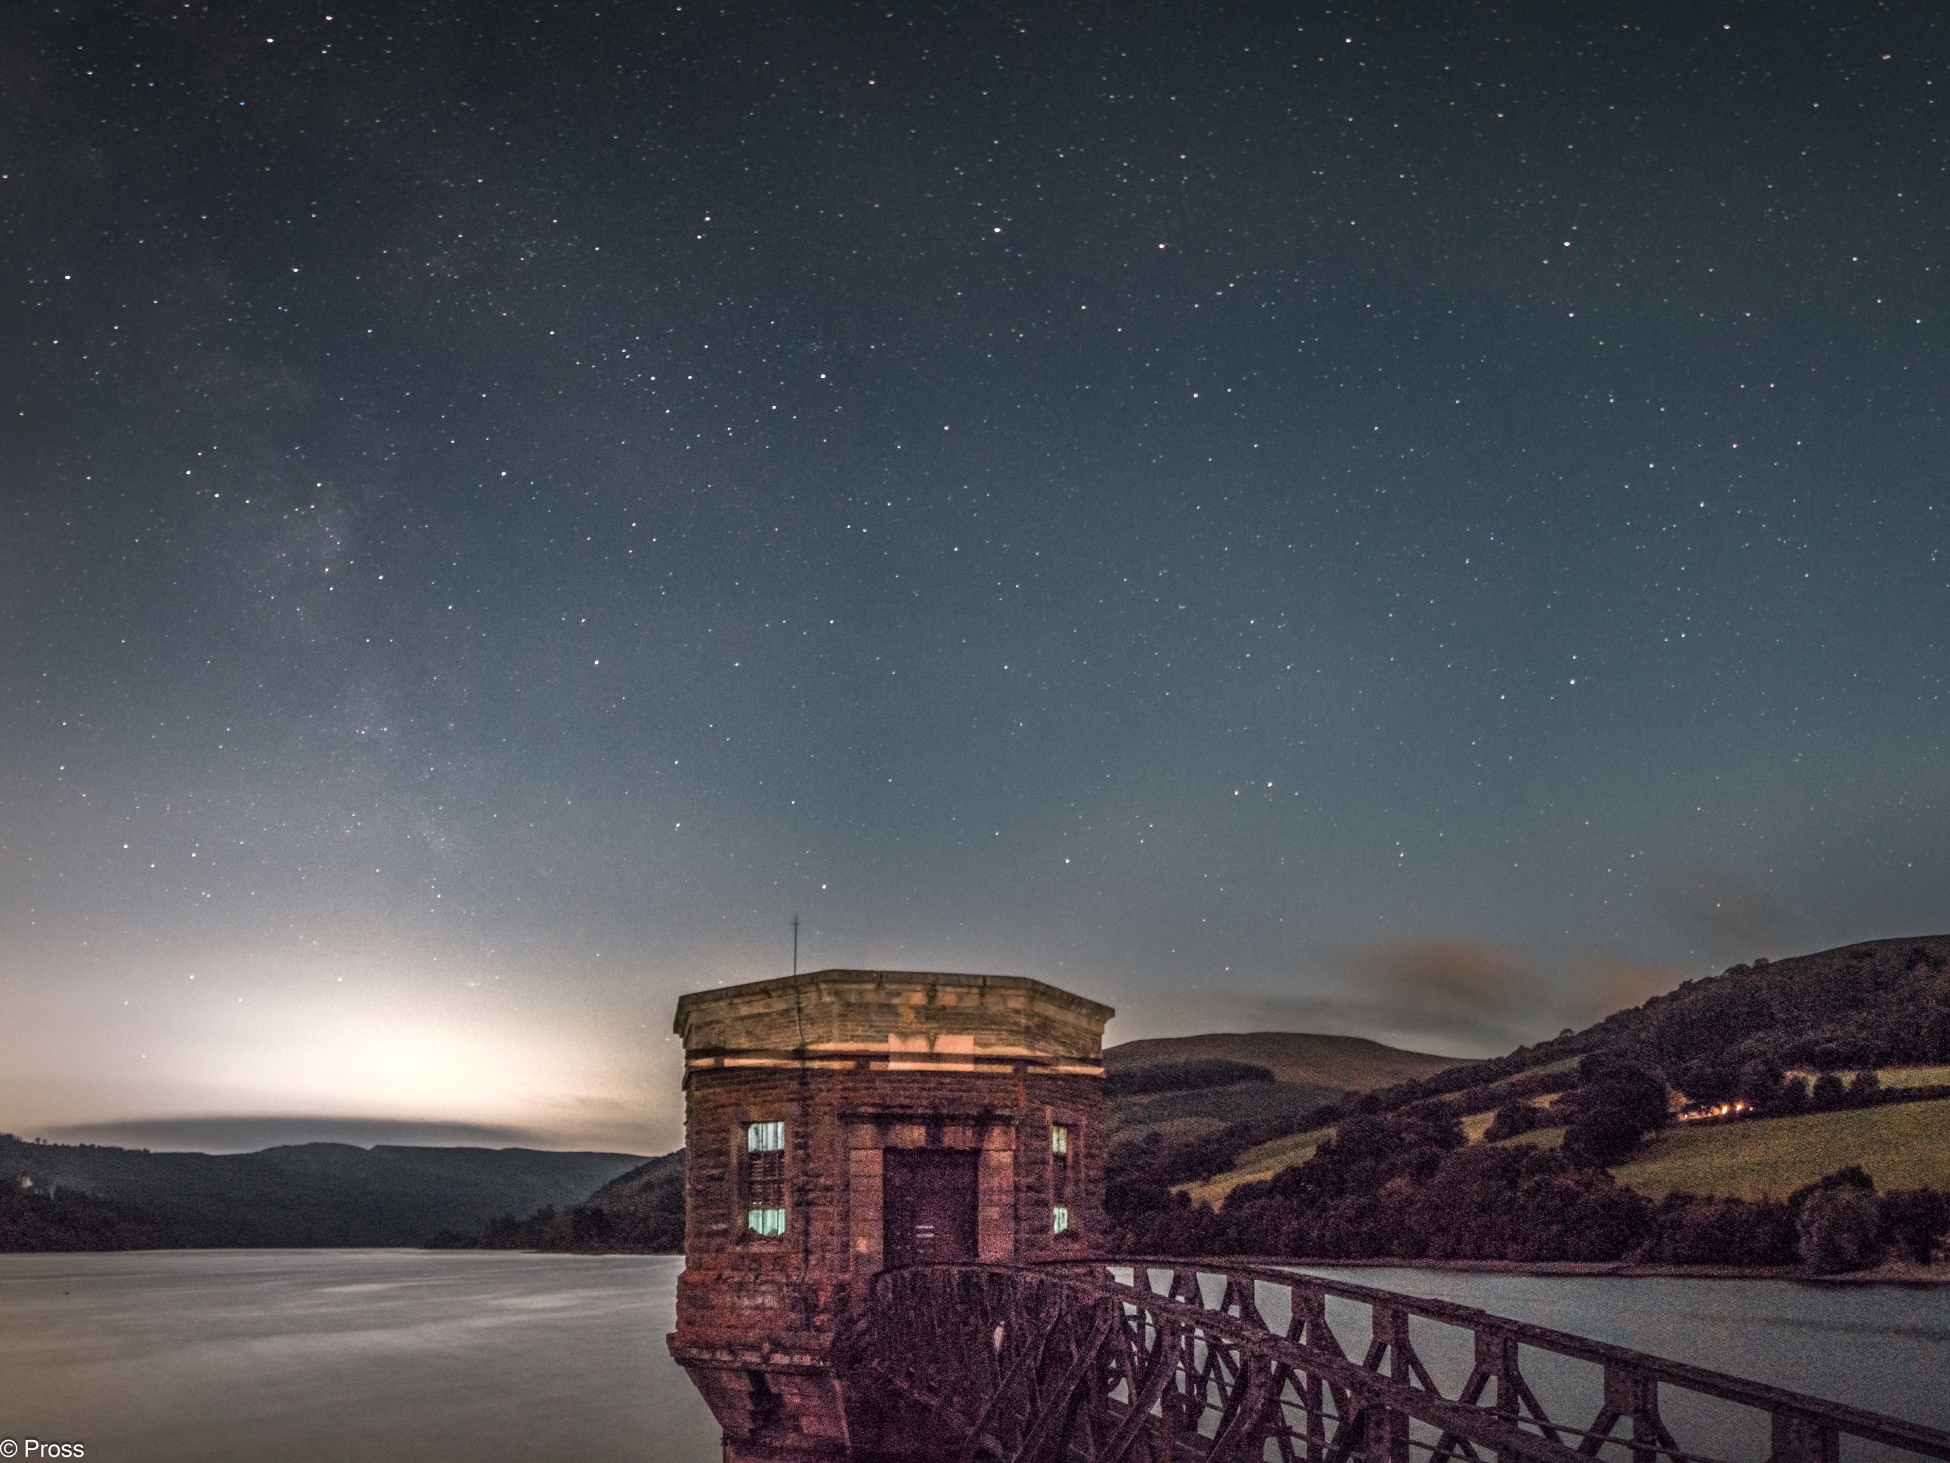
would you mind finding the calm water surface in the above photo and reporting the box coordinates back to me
[0,1250,720,1462]
[1,1252,1945,1462]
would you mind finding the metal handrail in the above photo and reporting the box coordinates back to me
[1049,1256,1950,1459]
[852,1257,1950,1463]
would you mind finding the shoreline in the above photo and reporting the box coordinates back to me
[5,1248,1946,1284]
[1259,1255,1950,1285]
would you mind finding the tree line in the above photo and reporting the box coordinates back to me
[1108,1051,1950,1274]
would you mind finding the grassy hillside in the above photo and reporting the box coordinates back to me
[1178,1126,1334,1207]
[1106,1080,1345,1145]
[1180,1073,1949,1212]
[1117,937,1950,1269]
[0,1136,647,1247]
[1106,1033,1456,1091]
[1614,1098,1950,1201]
[1883,1065,1950,1089]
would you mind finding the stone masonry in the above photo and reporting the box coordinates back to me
[667,968,1113,1463]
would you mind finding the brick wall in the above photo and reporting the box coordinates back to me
[675,1064,1107,1355]
[668,969,1112,1460]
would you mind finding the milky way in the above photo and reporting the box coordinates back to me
[4,2,1947,1151]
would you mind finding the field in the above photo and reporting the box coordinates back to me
[1106,1080,1346,1141]
[1178,1127,1333,1208]
[1613,1097,1950,1201]
[1880,1065,1950,1089]
[1170,1067,1946,1215]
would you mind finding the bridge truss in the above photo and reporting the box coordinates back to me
[846,1258,1950,1463]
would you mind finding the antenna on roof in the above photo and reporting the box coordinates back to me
[791,914,800,976]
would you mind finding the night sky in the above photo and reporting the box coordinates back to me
[5,2,1948,1155]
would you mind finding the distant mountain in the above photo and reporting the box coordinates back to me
[431,1149,686,1253]
[0,1136,647,1249]
[1103,1033,1457,1149]
[1106,1033,1458,1092]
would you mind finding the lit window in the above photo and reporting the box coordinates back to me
[1051,1124,1069,1155]
[744,1121,785,1235]
[1052,1205,1071,1235]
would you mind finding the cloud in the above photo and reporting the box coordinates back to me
[1225,939,1698,1056]
[1355,939,1540,1022]
[40,1114,570,1155]
[1213,938,1548,1057]
[1653,868,1801,956]
[1564,959,1686,1026]
[1331,938,1545,1048]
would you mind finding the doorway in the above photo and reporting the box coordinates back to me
[882,1148,979,1267]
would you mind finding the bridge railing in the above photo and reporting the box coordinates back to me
[847,1257,1950,1463]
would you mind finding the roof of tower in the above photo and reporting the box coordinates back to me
[674,969,1114,1073]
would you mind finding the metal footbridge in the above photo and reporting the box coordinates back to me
[844,1259,1950,1463]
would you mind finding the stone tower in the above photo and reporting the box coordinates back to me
[667,968,1113,1463]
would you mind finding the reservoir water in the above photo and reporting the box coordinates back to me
[0,1251,1945,1461]
[0,1250,721,1462]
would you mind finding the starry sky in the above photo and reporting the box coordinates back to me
[4,1,1947,1155]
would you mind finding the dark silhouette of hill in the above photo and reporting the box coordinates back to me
[429,1148,685,1252]
[1105,1032,1455,1091]
[0,1134,646,1248]
[0,1178,168,1251]
[1105,1058,1276,1098]
[1560,934,1950,1075]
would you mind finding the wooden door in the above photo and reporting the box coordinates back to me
[882,1148,979,1268]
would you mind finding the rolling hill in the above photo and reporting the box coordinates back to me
[432,1148,687,1252]
[0,1135,647,1248]
[1103,1032,1459,1149]
[1143,936,1950,1270]
[1105,1033,1458,1091]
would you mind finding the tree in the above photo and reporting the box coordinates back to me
[1736,1055,1784,1105]
[1562,1056,1669,1167]
[1880,1188,1950,1264]
[1483,1100,1541,1142]
[1797,1187,1882,1274]
[1809,1072,1847,1110]
[1674,1059,1735,1105]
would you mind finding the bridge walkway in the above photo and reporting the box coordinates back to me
[844,1258,1950,1463]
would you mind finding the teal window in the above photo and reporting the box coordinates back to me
[1051,1123,1075,1235]
[744,1121,786,1236]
